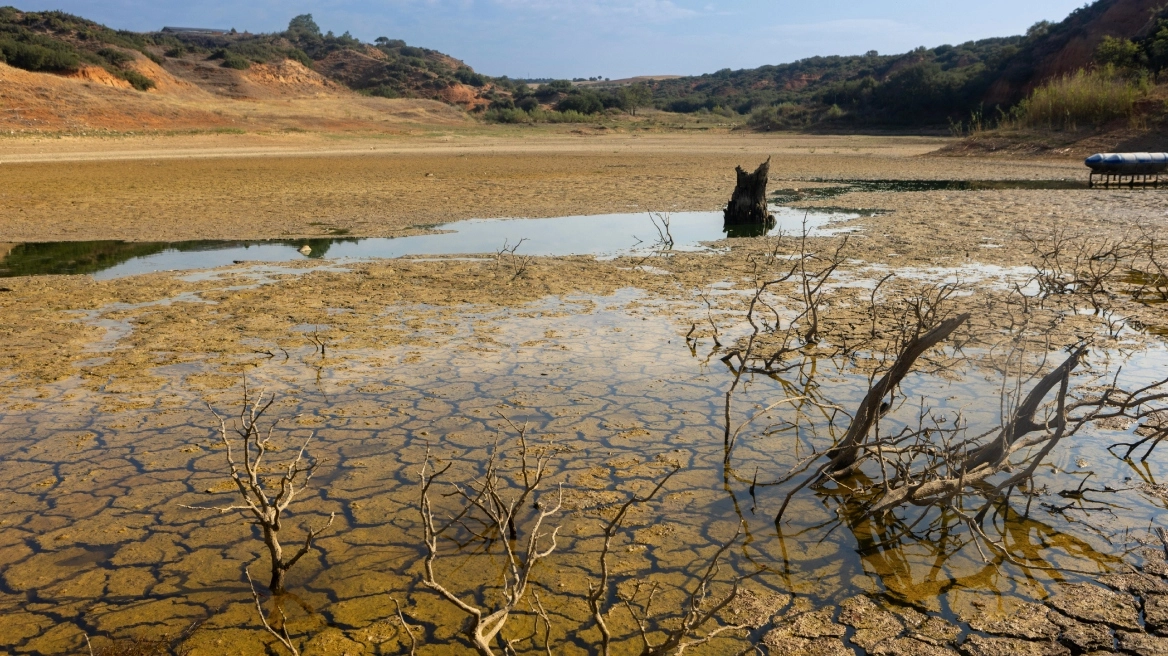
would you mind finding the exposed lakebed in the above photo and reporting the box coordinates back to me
[1,176,1167,654]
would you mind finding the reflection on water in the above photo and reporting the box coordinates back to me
[0,208,857,280]
[0,291,1163,652]
[0,238,354,277]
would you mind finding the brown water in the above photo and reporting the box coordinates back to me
[0,289,1164,654]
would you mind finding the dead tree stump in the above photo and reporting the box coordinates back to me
[724,158,774,226]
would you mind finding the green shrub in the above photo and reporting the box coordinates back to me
[96,46,131,66]
[1096,36,1144,70]
[454,67,486,87]
[217,50,251,69]
[556,91,604,114]
[287,49,313,68]
[118,69,155,91]
[484,107,533,123]
[1012,67,1148,131]
[483,107,592,124]
[0,33,80,72]
[748,103,813,130]
[362,85,400,98]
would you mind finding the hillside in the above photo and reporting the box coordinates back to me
[638,0,1166,129]
[0,7,498,109]
[2,0,1165,135]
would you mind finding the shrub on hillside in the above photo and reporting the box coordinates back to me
[362,85,401,98]
[1096,36,1144,70]
[96,46,131,66]
[0,32,80,72]
[118,68,154,91]
[213,48,251,69]
[748,103,813,130]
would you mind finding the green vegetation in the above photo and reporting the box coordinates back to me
[642,1,1168,130]
[647,39,1025,127]
[1091,18,1168,79]
[0,6,157,90]
[0,30,80,72]
[483,80,656,122]
[1012,67,1148,131]
[0,7,496,104]
[483,107,593,124]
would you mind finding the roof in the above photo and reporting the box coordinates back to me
[160,27,230,34]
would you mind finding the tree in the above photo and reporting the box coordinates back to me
[618,83,652,115]
[1096,35,1144,71]
[1027,20,1052,38]
[287,14,321,39]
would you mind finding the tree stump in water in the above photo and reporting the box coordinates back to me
[724,158,774,227]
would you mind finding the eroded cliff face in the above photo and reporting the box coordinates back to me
[985,0,1163,105]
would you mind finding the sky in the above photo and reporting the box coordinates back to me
[20,0,1090,79]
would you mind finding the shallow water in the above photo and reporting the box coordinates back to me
[0,208,857,280]
[0,288,1164,653]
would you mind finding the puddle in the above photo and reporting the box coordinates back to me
[0,208,857,280]
[0,289,1164,652]
[770,179,1092,204]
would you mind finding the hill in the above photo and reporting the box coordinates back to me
[2,0,1165,136]
[0,8,499,109]
[639,0,1167,129]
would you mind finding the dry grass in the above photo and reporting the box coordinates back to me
[1011,67,1150,132]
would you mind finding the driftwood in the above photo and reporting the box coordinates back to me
[820,314,971,479]
[724,158,774,226]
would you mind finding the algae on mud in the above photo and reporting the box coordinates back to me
[0,275,1165,654]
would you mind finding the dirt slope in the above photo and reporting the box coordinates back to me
[160,56,345,99]
[0,61,469,133]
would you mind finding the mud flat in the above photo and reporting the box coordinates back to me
[0,131,1165,655]
[0,132,1083,242]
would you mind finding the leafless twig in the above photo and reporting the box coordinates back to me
[418,425,563,655]
[182,385,334,594]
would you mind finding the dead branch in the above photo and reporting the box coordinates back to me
[246,568,300,656]
[418,428,563,656]
[585,467,680,655]
[1021,228,1136,311]
[650,212,674,252]
[795,219,849,344]
[817,313,970,481]
[392,597,418,656]
[620,525,756,656]
[182,386,334,594]
[495,238,532,282]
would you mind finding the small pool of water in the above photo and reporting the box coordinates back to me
[1,208,856,280]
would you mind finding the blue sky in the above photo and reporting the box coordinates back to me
[22,0,1088,78]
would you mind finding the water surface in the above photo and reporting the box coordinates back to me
[0,208,856,280]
